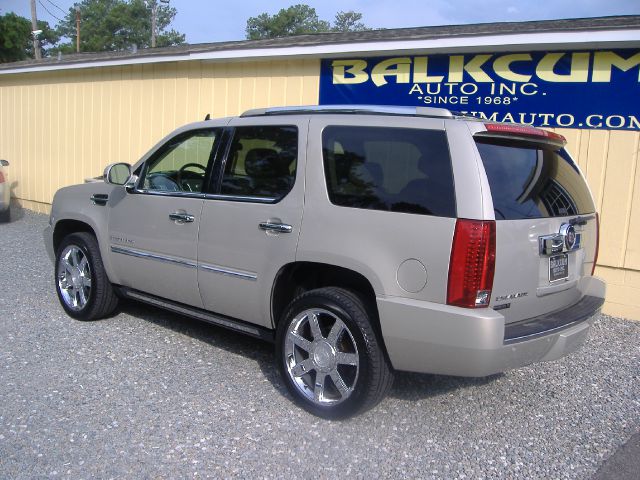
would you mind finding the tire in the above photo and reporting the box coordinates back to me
[55,232,119,321]
[276,287,394,419]
[0,207,9,223]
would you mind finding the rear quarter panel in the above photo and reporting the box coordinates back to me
[299,114,474,302]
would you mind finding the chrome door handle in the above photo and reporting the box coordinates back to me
[259,221,292,233]
[169,212,195,223]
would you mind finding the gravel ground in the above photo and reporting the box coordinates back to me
[1,208,639,479]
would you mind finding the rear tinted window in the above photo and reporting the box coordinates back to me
[322,126,456,217]
[220,125,297,200]
[475,138,595,220]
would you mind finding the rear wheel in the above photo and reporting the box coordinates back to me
[276,287,393,419]
[55,232,119,320]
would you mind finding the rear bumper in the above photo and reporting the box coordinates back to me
[377,276,606,376]
[504,295,604,343]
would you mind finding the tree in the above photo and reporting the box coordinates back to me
[0,13,29,62]
[246,4,370,40]
[0,12,59,63]
[55,0,184,53]
[246,4,329,40]
[333,11,369,33]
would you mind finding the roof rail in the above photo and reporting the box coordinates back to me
[240,105,453,118]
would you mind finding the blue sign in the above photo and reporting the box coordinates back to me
[319,49,640,130]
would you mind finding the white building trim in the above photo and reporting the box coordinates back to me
[1,28,639,75]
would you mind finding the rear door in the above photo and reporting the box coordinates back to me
[474,131,598,323]
[196,117,307,328]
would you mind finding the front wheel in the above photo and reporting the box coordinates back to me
[55,232,119,320]
[276,287,394,419]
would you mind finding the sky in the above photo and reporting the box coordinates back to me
[3,0,640,44]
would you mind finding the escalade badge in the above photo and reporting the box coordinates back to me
[495,292,528,301]
[110,235,134,245]
[559,223,576,250]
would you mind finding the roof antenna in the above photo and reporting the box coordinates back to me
[204,113,211,120]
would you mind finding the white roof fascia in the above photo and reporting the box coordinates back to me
[1,28,639,75]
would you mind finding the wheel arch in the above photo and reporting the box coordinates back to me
[52,215,117,283]
[271,261,384,344]
[53,219,97,254]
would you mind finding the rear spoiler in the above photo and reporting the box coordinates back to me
[474,123,567,148]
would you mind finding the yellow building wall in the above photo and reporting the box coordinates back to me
[0,59,320,212]
[561,129,640,320]
[0,58,639,319]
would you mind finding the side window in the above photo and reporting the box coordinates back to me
[322,126,456,217]
[142,129,219,193]
[220,125,298,200]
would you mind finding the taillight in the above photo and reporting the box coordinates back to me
[591,213,600,276]
[447,219,496,308]
[0,171,5,183]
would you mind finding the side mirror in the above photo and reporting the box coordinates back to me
[104,163,132,186]
[0,160,9,167]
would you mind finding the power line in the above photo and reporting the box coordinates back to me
[45,0,67,15]
[37,0,64,23]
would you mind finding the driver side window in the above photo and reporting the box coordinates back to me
[142,129,219,193]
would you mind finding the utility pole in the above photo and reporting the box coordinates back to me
[29,0,41,60]
[149,0,169,48]
[150,0,157,48]
[76,7,81,53]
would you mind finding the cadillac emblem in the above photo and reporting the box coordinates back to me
[559,223,576,250]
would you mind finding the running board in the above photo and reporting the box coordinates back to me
[118,287,274,342]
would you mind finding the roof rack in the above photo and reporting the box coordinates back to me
[240,105,453,119]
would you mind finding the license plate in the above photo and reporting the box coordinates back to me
[549,253,569,282]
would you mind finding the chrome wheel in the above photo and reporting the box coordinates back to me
[284,308,359,406]
[57,245,92,311]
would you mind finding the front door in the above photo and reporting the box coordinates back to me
[108,128,222,307]
[197,118,307,327]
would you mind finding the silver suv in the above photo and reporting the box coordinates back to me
[44,105,605,418]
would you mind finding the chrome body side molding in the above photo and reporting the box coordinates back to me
[110,245,197,269]
[111,245,257,281]
[125,187,277,204]
[198,264,257,281]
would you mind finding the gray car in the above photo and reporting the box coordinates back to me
[44,105,605,418]
[0,159,10,222]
